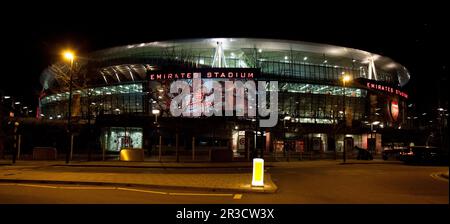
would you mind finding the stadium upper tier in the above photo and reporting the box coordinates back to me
[41,38,410,91]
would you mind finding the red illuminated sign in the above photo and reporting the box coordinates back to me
[366,82,408,99]
[148,68,258,81]
[390,100,399,121]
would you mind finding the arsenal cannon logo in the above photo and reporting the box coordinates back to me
[390,100,399,121]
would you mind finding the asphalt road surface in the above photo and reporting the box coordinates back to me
[0,162,448,204]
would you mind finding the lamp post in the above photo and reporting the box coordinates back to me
[12,121,19,164]
[63,50,75,164]
[152,109,160,124]
[152,109,161,161]
[341,74,351,163]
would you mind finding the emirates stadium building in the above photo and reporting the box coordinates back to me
[38,38,411,161]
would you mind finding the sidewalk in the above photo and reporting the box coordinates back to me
[0,160,277,193]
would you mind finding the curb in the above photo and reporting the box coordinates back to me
[48,161,396,169]
[338,162,389,165]
[0,176,277,194]
[52,164,262,169]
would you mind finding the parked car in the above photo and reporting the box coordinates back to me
[382,147,405,160]
[399,146,447,164]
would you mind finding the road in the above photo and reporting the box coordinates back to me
[0,162,448,204]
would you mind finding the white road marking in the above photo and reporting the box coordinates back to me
[0,182,240,198]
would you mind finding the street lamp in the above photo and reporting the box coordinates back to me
[371,121,380,136]
[371,121,380,125]
[341,74,352,122]
[152,109,160,124]
[64,51,75,62]
[341,73,352,163]
[283,115,291,128]
[63,50,75,164]
[342,74,351,85]
[152,109,161,161]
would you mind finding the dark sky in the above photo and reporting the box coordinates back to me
[1,4,448,114]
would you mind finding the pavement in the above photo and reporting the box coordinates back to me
[0,159,278,193]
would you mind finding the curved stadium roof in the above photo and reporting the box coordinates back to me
[42,38,410,90]
[90,38,410,85]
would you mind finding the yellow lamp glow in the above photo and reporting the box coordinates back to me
[342,75,351,83]
[252,158,264,187]
[63,51,75,61]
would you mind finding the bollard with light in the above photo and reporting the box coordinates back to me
[252,158,264,187]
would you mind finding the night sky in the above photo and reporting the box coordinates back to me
[1,5,448,115]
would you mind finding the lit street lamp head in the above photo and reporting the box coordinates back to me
[342,74,352,83]
[63,50,75,61]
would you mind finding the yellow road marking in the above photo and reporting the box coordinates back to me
[169,192,232,197]
[17,184,59,189]
[430,173,449,182]
[1,183,115,190]
[117,187,168,195]
[62,186,116,190]
[0,182,240,198]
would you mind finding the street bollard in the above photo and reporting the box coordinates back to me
[159,135,162,162]
[70,134,74,161]
[192,136,195,161]
[17,135,21,160]
[252,158,264,187]
[175,133,179,163]
[102,141,106,161]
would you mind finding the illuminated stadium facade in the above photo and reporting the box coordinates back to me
[39,38,410,160]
